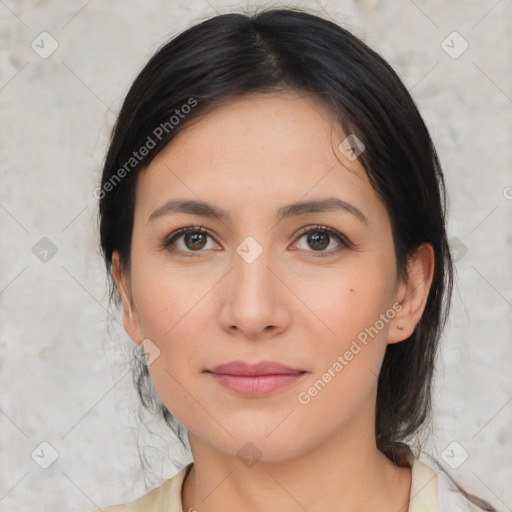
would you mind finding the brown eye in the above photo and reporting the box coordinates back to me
[306,231,329,251]
[162,224,352,258]
[163,226,217,256]
[294,225,352,256]
[182,231,208,250]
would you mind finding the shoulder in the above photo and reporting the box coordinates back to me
[86,462,193,512]
[411,454,490,512]
[436,470,490,512]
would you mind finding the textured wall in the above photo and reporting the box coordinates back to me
[0,1,511,511]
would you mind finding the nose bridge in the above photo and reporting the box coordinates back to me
[232,233,276,299]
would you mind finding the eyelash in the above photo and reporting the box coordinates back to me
[162,224,353,258]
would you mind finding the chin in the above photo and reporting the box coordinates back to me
[200,425,310,464]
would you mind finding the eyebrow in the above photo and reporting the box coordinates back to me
[147,197,368,225]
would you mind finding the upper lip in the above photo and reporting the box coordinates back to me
[206,360,306,376]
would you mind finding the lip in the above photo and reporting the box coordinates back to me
[205,360,307,397]
[207,360,306,376]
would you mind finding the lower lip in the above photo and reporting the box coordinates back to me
[207,372,306,396]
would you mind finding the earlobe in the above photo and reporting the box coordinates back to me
[388,243,435,344]
[111,251,142,345]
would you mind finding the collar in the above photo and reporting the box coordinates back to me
[407,451,438,512]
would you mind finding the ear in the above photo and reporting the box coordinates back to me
[111,250,143,345]
[388,242,435,344]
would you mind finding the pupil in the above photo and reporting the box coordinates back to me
[187,233,206,249]
[309,232,328,250]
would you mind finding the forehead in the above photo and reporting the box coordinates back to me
[134,91,387,229]
[162,91,350,168]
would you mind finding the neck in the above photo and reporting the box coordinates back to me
[181,425,412,512]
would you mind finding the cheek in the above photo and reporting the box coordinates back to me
[294,282,391,431]
[129,255,210,423]
[296,262,395,397]
[144,355,197,429]
[130,253,206,337]
[297,263,394,345]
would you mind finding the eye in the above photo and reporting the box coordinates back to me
[162,224,352,257]
[292,224,352,256]
[163,226,219,256]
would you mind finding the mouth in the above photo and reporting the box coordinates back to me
[204,360,307,396]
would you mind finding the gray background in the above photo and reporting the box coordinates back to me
[0,0,511,511]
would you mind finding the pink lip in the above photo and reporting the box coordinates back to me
[208,360,305,376]
[206,360,307,397]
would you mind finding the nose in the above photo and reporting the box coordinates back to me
[218,239,291,340]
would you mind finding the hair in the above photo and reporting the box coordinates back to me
[97,5,497,511]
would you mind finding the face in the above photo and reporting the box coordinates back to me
[113,91,429,462]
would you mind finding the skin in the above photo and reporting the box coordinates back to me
[112,91,434,512]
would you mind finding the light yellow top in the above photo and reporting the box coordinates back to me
[89,454,472,512]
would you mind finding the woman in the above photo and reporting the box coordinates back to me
[91,7,497,512]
